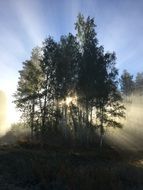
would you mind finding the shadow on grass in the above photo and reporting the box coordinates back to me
[0,130,142,189]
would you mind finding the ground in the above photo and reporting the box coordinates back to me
[0,142,142,190]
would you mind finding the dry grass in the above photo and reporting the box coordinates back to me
[0,142,142,190]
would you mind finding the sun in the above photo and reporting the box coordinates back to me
[65,97,73,106]
[59,95,78,107]
[65,95,77,106]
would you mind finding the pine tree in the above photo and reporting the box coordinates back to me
[120,69,134,97]
[135,72,143,95]
[14,14,125,147]
[14,47,43,139]
[75,14,125,147]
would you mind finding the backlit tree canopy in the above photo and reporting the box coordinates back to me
[14,14,125,146]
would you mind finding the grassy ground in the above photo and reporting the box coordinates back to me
[0,142,142,190]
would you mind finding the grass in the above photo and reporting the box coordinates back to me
[0,141,142,190]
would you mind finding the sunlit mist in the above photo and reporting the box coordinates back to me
[60,95,78,107]
[106,94,143,151]
[0,90,20,136]
[0,91,9,135]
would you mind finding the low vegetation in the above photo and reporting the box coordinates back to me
[0,141,142,190]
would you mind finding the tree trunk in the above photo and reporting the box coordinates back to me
[30,98,35,140]
[90,106,93,125]
[55,98,59,128]
[99,106,104,149]
[85,99,89,128]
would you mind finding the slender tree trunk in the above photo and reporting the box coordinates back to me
[78,109,82,126]
[85,98,89,128]
[100,106,104,149]
[30,98,35,140]
[41,93,47,141]
[64,105,67,126]
[70,105,77,133]
[90,106,93,125]
[55,97,59,128]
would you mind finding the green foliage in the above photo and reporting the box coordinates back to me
[14,14,125,147]
[135,72,143,95]
[120,69,134,96]
[120,70,143,99]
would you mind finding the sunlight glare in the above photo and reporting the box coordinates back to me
[65,97,73,106]
[0,89,20,136]
[59,95,77,107]
[106,94,143,151]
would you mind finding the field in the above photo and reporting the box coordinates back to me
[0,142,142,190]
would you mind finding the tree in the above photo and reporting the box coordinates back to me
[14,14,125,147]
[135,72,143,95]
[14,47,43,139]
[95,52,125,147]
[75,14,125,147]
[75,13,98,128]
[120,70,134,97]
[57,34,81,131]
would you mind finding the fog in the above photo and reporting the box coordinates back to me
[0,89,143,151]
[0,91,10,135]
[107,95,143,151]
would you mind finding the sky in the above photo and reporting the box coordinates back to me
[0,0,143,123]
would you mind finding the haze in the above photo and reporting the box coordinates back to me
[0,0,143,150]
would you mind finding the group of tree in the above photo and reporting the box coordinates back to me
[120,70,143,97]
[14,14,125,147]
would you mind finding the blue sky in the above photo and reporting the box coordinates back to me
[0,0,143,122]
